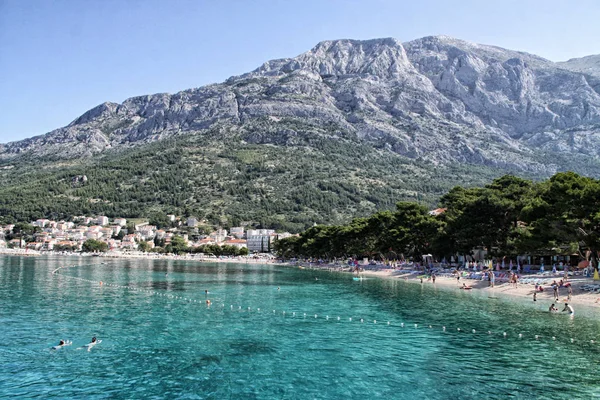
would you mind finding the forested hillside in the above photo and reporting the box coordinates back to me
[0,125,523,231]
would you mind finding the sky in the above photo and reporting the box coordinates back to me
[1,0,599,143]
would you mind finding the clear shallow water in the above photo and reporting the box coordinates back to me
[1,255,600,399]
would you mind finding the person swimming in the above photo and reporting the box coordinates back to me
[549,304,558,312]
[562,303,574,315]
[91,337,97,343]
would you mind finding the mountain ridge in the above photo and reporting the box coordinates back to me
[1,35,600,228]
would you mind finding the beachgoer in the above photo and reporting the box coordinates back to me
[91,337,97,343]
[277,287,280,291]
[59,340,66,346]
[549,304,558,312]
[206,300,211,305]
[420,277,423,284]
[533,292,537,302]
[461,283,472,290]
[563,303,574,315]
[432,274,436,283]
[205,290,209,295]
[553,284,559,300]
[567,285,573,301]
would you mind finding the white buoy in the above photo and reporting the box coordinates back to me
[361,319,364,323]
[282,311,285,314]
[350,318,352,321]
[374,320,376,324]
[230,305,233,308]
[304,313,306,317]
[429,325,432,329]
[273,310,276,313]
[315,314,318,318]
[472,329,476,334]
[519,334,522,338]
[535,335,539,340]
[571,338,574,343]
[239,306,241,310]
[248,307,251,310]
[326,316,329,320]
[401,323,404,327]
[442,326,446,331]
[457,328,461,332]
[552,336,556,340]
[591,340,595,344]
[503,332,507,337]
[258,308,260,311]
[387,321,390,325]
[414,324,418,328]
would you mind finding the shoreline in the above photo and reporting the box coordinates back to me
[3,248,600,311]
[352,267,600,311]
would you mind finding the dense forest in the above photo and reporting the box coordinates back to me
[274,173,600,267]
[0,125,532,232]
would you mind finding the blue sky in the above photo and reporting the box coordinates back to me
[1,0,599,143]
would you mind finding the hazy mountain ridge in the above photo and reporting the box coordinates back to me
[558,54,600,78]
[2,36,600,173]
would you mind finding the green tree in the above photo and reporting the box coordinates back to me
[138,241,152,252]
[170,235,189,254]
[82,239,108,252]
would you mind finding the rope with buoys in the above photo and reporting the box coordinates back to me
[51,270,600,350]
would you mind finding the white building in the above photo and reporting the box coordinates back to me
[246,235,272,253]
[33,219,50,228]
[230,227,245,239]
[187,217,198,227]
[96,216,109,226]
[114,218,127,226]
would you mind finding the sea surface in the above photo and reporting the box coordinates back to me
[1,255,600,399]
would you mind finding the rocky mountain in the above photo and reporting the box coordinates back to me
[2,35,600,172]
[559,54,600,78]
[2,36,600,228]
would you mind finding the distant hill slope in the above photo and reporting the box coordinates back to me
[558,54,600,78]
[1,36,600,228]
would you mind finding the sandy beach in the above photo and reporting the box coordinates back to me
[354,267,600,309]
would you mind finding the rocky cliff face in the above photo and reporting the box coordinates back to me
[2,36,600,173]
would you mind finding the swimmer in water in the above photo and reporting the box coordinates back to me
[549,304,558,312]
[205,290,209,295]
[91,337,97,343]
[562,303,574,315]
[277,287,280,291]
[206,300,211,306]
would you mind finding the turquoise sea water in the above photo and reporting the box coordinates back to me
[1,255,600,399]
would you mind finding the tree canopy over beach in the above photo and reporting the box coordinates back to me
[275,172,600,267]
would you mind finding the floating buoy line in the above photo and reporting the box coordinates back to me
[51,265,600,350]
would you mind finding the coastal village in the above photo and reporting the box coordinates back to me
[0,215,294,254]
